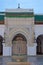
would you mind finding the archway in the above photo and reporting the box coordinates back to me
[12,33,27,56]
[36,34,43,55]
[0,35,3,55]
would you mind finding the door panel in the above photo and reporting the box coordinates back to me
[12,41,27,55]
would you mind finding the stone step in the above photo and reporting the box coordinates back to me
[7,62,31,65]
[12,56,27,61]
[12,56,27,59]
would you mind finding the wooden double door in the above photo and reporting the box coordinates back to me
[12,34,27,55]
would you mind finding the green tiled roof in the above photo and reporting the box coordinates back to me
[0,12,5,21]
[0,12,43,22]
[35,15,43,21]
[0,15,4,21]
[6,12,34,18]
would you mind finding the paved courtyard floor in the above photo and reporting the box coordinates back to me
[0,56,43,65]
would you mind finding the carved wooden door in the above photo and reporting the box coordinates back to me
[12,34,27,55]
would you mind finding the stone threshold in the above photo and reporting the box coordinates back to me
[7,62,31,65]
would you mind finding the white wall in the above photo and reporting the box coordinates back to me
[35,25,43,38]
[0,25,5,37]
[1,24,43,56]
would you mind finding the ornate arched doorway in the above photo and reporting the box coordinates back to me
[36,34,43,55]
[0,35,3,55]
[12,33,27,56]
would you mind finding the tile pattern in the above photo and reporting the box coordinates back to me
[0,56,43,65]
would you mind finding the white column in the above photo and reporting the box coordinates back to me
[27,43,37,56]
[3,43,12,56]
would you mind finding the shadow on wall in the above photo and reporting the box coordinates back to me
[0,35,3,55]
[36,34,43,55]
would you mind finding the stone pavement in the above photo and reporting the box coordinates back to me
[0,56,43,65]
